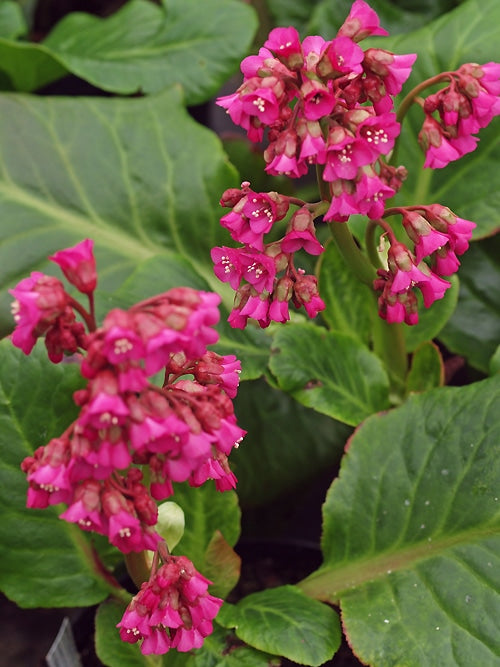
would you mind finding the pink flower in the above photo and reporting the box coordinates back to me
[356,170,395,219]
[324,179,360,222]
[211,246,244,290]
[49,239,97,294]
[293,274,325,318]
[296,119,327,164]
[281,230,324,255]
[9,273,69,355]
[387,242,451,307]
[425,205,476,255]
[363,49,417,95]
[433,246,460,276]
[324,127,365,181]
[264,26,303,69]
[117,555,223,655]
[300,78,336,121]
[401,210,450,263]
[320,36,364,77]
[337,0,389,42]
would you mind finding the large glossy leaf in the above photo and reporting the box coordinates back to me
[0,88,269,376]
[318,240,375,346]
[0,0,257,101]
[0,339,113,607]
[300,376,500,666]
[231,378,351,507]
[268,323,390,426]
[218,586,341,666]
[438,236,500,373]
[0,1,27,39]
[387,0,500,238]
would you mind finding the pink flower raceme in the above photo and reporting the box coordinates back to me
[17,244,246,552]
[374,241,451,324]
[118,552,223,655]
[399,204,476,275]
[9,273,70,355]
[216,1,415,203]
[419,62,500,168]
[212,193,325,328]
[9,239,98,360]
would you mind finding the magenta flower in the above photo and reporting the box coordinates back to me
[337,0,389,42]
[363,49,417,95]
[281,230,324,255]
[9,272,69,355]
[401,210,451,263]
[264,26,303,69]
[300,78,336,121]
[321,36,364,76]
[50,239,97,294]
[117,554,223,655]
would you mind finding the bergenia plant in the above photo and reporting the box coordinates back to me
[1,1,499,666]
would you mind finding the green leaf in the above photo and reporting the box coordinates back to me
[267,0,323,33]
[218,585,341,666]
[194,625,281,666]
[300,376,500,666]
[172,483,241,594]
[0,339,112,607]
[203,530,241,598]
[0,89,225,320]
[388,0,500,238]
[404,274,459,352]
[0,89,271,377]
[439,236,500,373]
[318,240,375,346]
[0,39,67,90]
[406,341,444,393]
[232,378,351,507]
[489,345,500,376]
[0,1,27,39]
[42,0,257,104]
[269,323,390,426]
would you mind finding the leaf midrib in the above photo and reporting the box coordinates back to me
[0,179,155,261]
[298,523,500,602]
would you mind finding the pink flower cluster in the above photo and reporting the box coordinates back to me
[374,205,476,324]
[212,182,325,328]
[9,239,96,361]
[419,62,500,168]
[15,240,245,553]
[118,553,222,655]
[216,0,415,222]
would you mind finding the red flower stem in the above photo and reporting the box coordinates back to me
[67,295,95,332]
[87,291,96,332]
[396,72,454,124]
